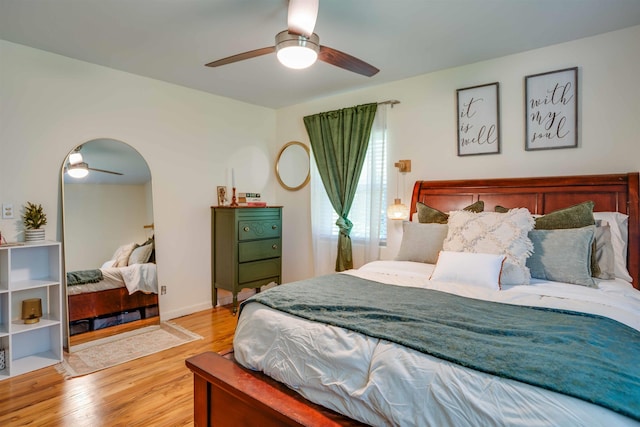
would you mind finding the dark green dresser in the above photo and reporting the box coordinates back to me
[212,206,282,313]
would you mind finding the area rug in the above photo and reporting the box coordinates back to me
[56,322,202,379]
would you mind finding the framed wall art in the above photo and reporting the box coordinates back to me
[456,82,500,156]
[525,67,578,151]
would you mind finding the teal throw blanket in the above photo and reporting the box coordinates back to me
[242,274,640,421]
[66,269,103,286]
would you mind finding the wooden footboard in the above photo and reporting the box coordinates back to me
[185,351,365,427]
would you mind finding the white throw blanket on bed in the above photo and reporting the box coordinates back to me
[118,263,158,294]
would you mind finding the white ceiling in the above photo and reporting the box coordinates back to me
[1,0,640,109]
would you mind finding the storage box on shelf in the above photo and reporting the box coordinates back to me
[0,241,63,380]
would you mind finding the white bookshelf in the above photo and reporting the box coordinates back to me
[0,241,63,380]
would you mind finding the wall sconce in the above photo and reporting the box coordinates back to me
[22,298,43,324]
[387,160,411,220]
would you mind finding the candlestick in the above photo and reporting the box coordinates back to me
[230,187,238,207]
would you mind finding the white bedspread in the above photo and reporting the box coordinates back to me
[234,260,640,427]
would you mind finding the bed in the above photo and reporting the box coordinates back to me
[186,172,640,426]
[67,241,159,332]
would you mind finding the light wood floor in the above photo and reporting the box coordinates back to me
[0,306,238,426]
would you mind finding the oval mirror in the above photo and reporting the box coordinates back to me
[61,138,159,350]
[275,141,310,191]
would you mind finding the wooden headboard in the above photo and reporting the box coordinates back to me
[410,173,640,289]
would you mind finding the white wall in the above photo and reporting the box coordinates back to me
[2,25,639,319]
[64,183,151,271]
[0,40,277,320]
[275,25,640,282]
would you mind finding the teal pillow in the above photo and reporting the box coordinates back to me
[534,201,599,277]
[526,226,597,288]
[417,201,484,224]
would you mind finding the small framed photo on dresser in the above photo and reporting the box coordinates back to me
[456,82,500,156]
[525,67,578,151]
[217,186,227,206]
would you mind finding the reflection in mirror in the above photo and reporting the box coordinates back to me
[62,139,159,350]
[276,141,310,191]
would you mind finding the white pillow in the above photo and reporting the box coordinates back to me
[593,212,632,283]
[128,243,154,265]
[430,251,506,290]
[101,259,115,269]
[395,222,448,264]
[443,208,534,286]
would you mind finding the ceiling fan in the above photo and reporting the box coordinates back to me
[65,145,123,178]
[205,0,379,77]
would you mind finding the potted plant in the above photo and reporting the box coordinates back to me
[22,202,47,242]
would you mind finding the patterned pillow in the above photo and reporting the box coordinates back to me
[443,208,535,285]
[417,200,484,224]
[112,242,138,268]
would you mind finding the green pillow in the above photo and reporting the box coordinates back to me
[495,205,510,213]
[534,201,595,230]
[417,200,484,224]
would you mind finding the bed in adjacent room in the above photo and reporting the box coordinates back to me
[67,239,159,334]
[186,172,640,426]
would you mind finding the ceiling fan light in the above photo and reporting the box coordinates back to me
[67,162,89,178]
[276,31,319,69]
[277,46,318,69]
[69,151,83,165]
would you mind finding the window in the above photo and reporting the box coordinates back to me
[311,109,388,244]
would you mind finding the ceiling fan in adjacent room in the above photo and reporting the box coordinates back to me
[65,146,123,179]
[205,0,379,77]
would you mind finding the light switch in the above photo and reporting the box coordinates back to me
[2,204,14,219]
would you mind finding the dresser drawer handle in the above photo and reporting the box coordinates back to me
[272,225,278,230]
[243,226,250,232]
[272,244,278,250]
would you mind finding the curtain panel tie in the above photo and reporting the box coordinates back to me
[336,216,353,237]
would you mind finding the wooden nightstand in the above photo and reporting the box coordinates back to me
[211,206,282,313]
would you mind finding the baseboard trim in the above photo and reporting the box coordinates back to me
[161,301,212,321]
[161,289,257,321]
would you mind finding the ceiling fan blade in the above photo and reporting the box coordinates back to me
[205,46,276,67]
[318,45,379,77]
[288,0,319,37]
[88,167,123,176]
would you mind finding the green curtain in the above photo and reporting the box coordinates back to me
[303,103,378,272]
